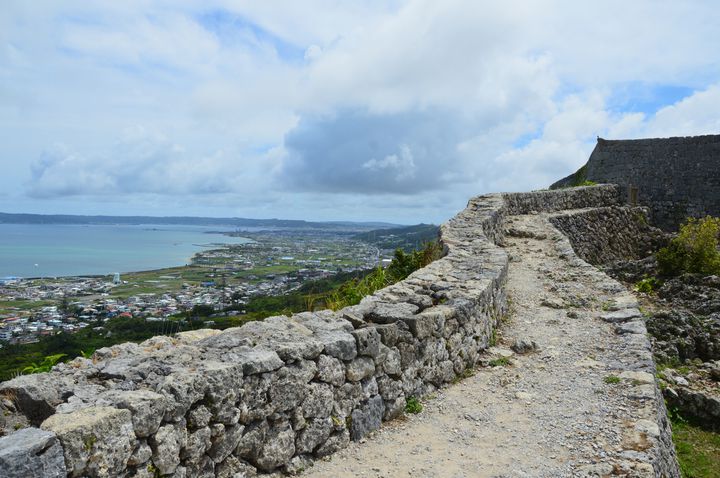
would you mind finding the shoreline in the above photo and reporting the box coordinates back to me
[0,228,254,281]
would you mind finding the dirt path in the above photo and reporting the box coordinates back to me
[302,214,659,478]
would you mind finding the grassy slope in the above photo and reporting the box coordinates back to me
[672,416,720,478]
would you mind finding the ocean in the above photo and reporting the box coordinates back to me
[0,223,252,278]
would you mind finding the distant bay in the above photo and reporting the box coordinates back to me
[0,223,252,278]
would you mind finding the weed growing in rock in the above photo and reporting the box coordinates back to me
[489,329,498,347]
[603,375,621,384]
[489,357,511,367]
[452,367,476,384]
[147,463,160,478]
[405,397,422,414]
[21,353,66,374]
[657,216,720,276]
[83,434,97,452]
[634,276,660,294]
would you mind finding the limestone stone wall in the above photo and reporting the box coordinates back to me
[0,185,678,477]
[502,183,622,214]
[0,191,514,478]
[553,135,720,230]
[549,206,678,477]
[549,206,668,265]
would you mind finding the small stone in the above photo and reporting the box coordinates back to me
[541,297,565,309]
[510,338,537,354]
[600,308,642,323]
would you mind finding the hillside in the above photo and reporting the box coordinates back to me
[353,223,439,251]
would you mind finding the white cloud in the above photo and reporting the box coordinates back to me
[362,145,416,181]
[1,0,719,222]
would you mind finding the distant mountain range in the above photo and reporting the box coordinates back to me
[0,212,400,231]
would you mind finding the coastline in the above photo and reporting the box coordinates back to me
[0,223,253,279]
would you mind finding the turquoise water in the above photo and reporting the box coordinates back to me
[0,224,251,278]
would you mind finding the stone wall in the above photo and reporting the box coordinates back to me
[548,205,678,477]
[549,206,668,265]
[503,183,622,214]
[552,135,720,230]
[0,185,679,477]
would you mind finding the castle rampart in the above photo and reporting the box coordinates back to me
[0,185,679,477]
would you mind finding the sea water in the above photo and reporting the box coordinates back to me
[0,223,252,278]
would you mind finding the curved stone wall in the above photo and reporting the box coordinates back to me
[0,184,677,477]
[549,206,668,265]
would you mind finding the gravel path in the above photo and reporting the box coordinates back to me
[302,213,661,478]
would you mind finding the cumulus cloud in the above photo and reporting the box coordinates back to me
[2,0,720,221]
[362,145,416,181]
[25,128,266,199]
[279,108,493,194]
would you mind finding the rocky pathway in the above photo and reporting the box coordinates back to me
[302,213,665,478]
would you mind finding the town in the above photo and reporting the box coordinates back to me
[0,229,383,346]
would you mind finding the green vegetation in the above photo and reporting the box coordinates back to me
[325,242,443,311]
[21,353,65,374]
[553,164,598,189]
[657,216,720,277]
[405,396,423,414]
[0,241,443,380]
[489,356,511,367]
[603,375,621,384]
[575,180,597,187]
[671,412,720,478]
[353,224,440,252]
[634,276,660,293]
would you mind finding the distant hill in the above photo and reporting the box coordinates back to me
[0,212,399,231]
[354,224,440,251]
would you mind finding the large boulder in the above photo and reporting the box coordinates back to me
[41,406,135,478]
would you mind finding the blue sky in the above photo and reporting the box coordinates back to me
[1,1,719,224]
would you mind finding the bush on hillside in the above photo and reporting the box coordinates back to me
[326,241,444,310]
[656,216,720,276]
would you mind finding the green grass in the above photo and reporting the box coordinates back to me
[603,375,621,384]
[405,397,422,414]
[0,299,55,315]
[489,357,511,367]
[672,418,720,478]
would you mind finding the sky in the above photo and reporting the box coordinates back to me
[1,1,720,224]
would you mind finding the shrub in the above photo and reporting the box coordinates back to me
[405,396,422,414]
[489,356,511,367]
[634,276,660,293]
[656,216,720,276]
[21,353,66,374]
[326,241,443,311]
[576,180,597,187]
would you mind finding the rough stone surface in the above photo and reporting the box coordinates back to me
[0,428,66,478]
[552,135,720,230]
[41,406,135,478]
[0,374,73,425]
[349,395,384,441]
[0,184,680,477]
[304,188,679,478]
